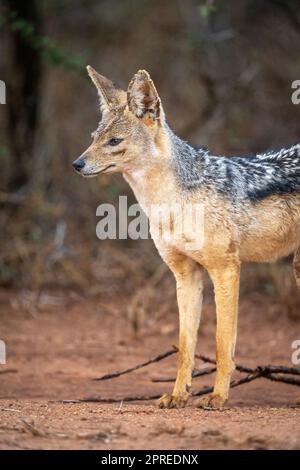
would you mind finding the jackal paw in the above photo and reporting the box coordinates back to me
[157,393,189,409]
[295,396,300,406]
[196,393,227,409]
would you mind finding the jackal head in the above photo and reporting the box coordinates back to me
[73,66,166,177]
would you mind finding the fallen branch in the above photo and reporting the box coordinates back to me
[63,393,162,404]
[154,363,300,384]
[69,372,263,403]
[197,355,300,376]
[64,347,300,404]
[263,373,300,386]
[94,346,178,381]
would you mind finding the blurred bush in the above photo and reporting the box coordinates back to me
[0,0,299,319]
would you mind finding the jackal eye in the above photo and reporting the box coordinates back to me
[108,137,123,146]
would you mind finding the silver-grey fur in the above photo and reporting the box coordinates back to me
[169,125,300,202]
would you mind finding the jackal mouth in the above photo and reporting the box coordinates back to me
[82,164,116,177]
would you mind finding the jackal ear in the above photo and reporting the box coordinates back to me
[127,70,164,123]
[87,65,125,113]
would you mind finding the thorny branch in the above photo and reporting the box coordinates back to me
[154,355,300,383]
[62,347,300,404]
[94,346,178,381]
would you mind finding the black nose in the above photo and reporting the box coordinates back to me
[72,158,85,171]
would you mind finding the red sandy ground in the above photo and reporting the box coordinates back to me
[0,289,299,450]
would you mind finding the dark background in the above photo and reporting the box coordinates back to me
[0,0,300,321]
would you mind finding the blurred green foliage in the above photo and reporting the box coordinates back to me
[0,8,86,75]
[198,0,217,20]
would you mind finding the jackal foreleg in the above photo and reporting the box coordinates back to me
[158,258,204,409]
[197,263,240,409]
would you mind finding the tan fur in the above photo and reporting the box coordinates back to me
[76,67,300,409]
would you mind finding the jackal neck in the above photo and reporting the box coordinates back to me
[167,127,208,192]
[122,126,178,214]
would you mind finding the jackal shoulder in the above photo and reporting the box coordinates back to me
[169,130,300,203]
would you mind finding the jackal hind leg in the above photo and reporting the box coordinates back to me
[158,258,204,409]
[196,263,240,409]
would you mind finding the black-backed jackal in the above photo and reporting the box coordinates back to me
[73,67,300,408]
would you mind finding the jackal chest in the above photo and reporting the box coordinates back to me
[148,201,205,256]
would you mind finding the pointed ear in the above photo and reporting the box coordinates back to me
[127,70,164,123]
[87,65,125,113]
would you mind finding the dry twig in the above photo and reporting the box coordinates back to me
[63,347,300,404]
[94,346,178,381]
